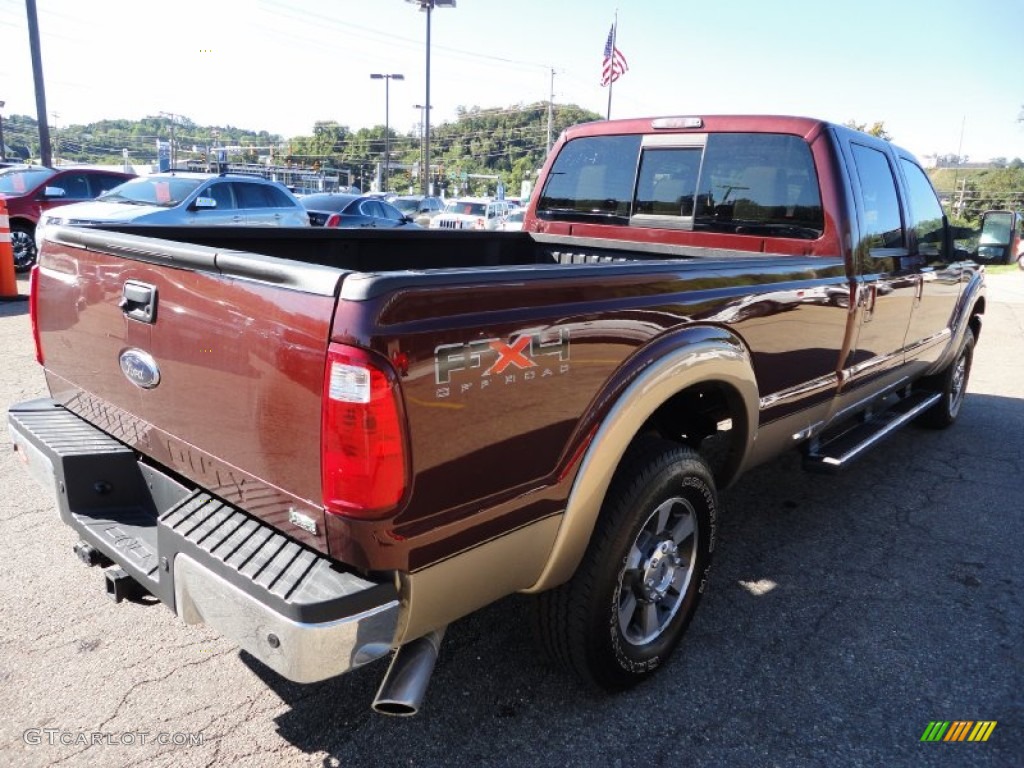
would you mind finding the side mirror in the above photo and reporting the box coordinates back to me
[41,186,66,199]
[192,197,217,210]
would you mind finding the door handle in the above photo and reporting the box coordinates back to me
[119,280,158,324]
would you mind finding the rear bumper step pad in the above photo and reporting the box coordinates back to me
[8,398,399,682]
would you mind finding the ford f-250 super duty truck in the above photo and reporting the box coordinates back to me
[8,115,985,715]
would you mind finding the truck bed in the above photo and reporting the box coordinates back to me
[34,224,849,573]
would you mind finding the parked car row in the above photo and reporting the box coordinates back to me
[3,164,531,272]
[1,165,134,270]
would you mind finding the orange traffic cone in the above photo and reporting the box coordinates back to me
[0,196,25,301]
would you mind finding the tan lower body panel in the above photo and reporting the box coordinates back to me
[395,514,562,644]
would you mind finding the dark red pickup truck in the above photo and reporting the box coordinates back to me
[8,115,985,715]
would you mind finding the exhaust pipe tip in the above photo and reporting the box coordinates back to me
[371,698,420,718]
[372,627,446,717]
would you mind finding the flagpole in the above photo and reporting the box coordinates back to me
[606,11,617,120]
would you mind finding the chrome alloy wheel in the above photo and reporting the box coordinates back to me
[617,496,698,646]
[948,351,967,418]
[11,226,37,271]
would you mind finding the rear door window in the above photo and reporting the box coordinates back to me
[234,182,273,209]
[264,185,297,208]
[379,202,404,223]
[360,200,385,218]
[693,134,823,238]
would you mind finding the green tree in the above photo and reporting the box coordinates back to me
[844,120,892,141]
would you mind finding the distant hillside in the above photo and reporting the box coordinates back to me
[929,167,1024,220]
[1,102,601,196]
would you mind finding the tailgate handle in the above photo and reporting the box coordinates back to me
[119,280,158,324]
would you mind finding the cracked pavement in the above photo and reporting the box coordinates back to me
[1,272,1021,767]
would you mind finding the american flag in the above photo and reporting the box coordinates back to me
[601,24,628,87]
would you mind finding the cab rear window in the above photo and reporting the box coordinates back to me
[535,135,640,224]
[536,132,824,240]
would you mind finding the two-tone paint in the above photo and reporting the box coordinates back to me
[28,115,985,646]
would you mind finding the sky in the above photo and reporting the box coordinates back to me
[2,0,1023,163]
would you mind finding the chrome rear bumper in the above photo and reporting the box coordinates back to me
[8,398,399,683]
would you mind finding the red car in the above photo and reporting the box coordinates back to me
[0,165,135,271]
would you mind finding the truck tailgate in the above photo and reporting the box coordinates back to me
[34,226,343,552]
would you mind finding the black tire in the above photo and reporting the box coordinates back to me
[11,222,37,272]
[533,437,717,691]
[916,327,975,429]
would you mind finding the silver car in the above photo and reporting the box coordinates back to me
[36,172,309,246]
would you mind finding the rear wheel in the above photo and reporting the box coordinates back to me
[917,327,975,429]
[11,222,37,272]
[534,438,716,690]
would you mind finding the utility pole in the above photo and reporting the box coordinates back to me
[955,178,967,219]
[210,128,221,173]
[25,0,52,166]
[951,114,966,218]
[160,111,179,168]
[547,68,555,154]
[50,112,59,165]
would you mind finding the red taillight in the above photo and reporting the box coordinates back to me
[325,213,341,228]
[321,344,407,519]
[29,265,43,365]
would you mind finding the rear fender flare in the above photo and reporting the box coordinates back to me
[526,325,759,593]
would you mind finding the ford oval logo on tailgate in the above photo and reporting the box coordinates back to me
[119,349,161,389]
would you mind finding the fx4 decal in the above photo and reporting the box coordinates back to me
[434,330,570,397]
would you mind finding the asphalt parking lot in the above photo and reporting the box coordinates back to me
[0,271,1021,768]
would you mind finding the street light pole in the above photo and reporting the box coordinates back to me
[0,101,6,162]
[406,0,456,196]
[413,103,431,191]
[370,73,404,193]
